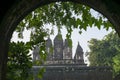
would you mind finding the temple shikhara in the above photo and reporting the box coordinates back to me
[33,33,86,66]
[32,33,112,80]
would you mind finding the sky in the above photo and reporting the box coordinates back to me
[11,25,112,54]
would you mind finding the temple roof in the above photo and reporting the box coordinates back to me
[76,42,83,53]
[54,33,63,41]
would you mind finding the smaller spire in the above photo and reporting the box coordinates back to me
[46,37,52,47]
[47,37,51,41]
[74,42,84,64]
[76,42,83,52]
[78,42,80,45]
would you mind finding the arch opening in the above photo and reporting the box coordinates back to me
[8,1,116,79]
[0,1,120,80]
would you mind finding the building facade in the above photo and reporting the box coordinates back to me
[32,33,86,65]
[32,33,112,80]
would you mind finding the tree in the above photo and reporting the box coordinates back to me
[7,41,33,80]
[113,54,120,77]
[17,2,113,40]
[88,31,120,78]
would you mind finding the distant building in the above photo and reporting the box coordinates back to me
[32,33,86,66]
[32,33,112,80]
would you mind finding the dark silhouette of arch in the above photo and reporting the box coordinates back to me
[0,0,120,80]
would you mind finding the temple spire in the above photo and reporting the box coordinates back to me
[54,32,63,60]
[74,42,84,64]
[46,37,53,60]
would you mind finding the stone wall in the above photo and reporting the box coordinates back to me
[32,65,113,80]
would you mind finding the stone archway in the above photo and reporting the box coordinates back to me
[0,0,120,80]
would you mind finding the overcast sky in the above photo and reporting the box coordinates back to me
[11,25,112,53]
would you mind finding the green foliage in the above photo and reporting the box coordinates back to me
[17,2,113,40]
[37,68,46,79]
[7,41,33,80]
[113,54,120,76]
[88,31,120,77]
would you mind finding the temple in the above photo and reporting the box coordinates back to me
[32,33,86,66]
[32,33,112,80]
